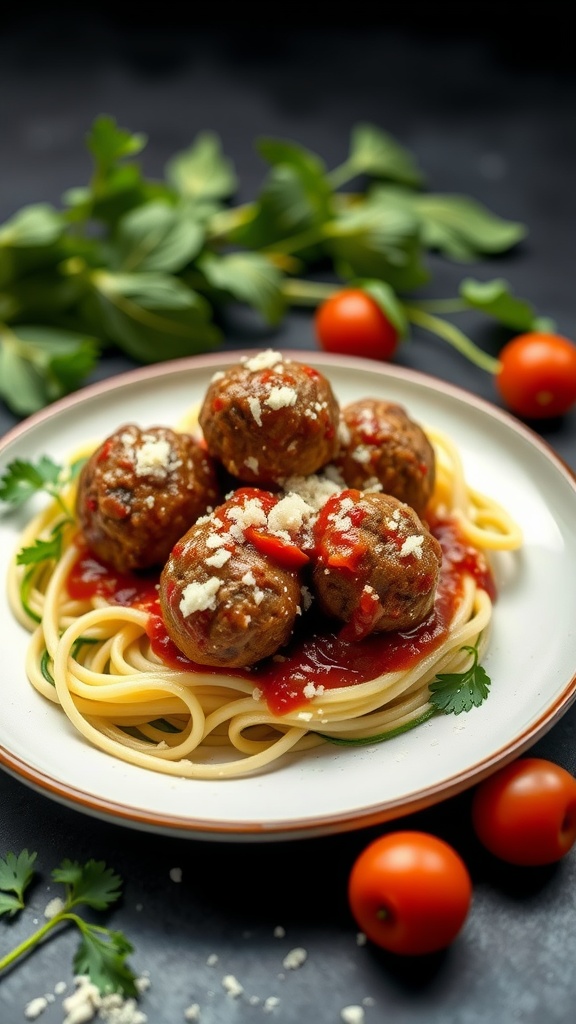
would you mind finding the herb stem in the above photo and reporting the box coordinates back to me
[281,278,338,306]
[261,225,326,256]
[408,297,468,314]
[206,202,256,240]
[327,159,359,190]
[404,305,502,374]
[0,913,66,972]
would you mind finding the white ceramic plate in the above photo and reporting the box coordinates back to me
[1,351,576,842]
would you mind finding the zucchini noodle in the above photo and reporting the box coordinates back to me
[7,426,522,780]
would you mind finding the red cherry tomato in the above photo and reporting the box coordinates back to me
[347,831,472,956]
[314,289,399,361]
[496,332,576,419]
[471,757,576,866]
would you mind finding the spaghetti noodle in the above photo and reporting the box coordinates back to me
[6,417,522,780]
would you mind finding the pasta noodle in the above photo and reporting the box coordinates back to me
[7,424,521,780]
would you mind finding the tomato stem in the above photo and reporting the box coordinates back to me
[404,305,502,375]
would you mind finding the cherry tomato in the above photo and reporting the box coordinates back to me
[471,757,576,866]
[347,831,472,956]
[314,289,399,361]
[496,332,576,419]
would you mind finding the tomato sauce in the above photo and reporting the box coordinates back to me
[65,516,495,716]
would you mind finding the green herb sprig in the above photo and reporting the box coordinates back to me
[0,851,138,996]
[429,643,491,715]
[0,116,551,416]
[318,643,491,746]
[0,454,85,620]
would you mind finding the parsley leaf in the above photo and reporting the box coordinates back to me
[429,644,491,715]
[52,858,123,911]
[0,455,63,505]
[74,925,137,995]
[0,854,138,998]
[16,520,69,566]
[0,850,37,917]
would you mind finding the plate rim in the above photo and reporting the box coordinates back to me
[1,350,576,841]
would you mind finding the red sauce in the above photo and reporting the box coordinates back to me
[67,539,160,610]
[64,516,495,716]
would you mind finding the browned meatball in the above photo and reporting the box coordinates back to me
[159,489,303,668]
[312,489,442,640]
[77,424,221,573]
[199,349,340,485]
[334,398,435,516]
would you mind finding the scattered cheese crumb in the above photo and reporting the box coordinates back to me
[341,1006,365,1024]
[248,396,263,425]
[282,947,308,970]
[179,577,221,616]
[184,1004,201,1021]
[205,548,231,568]
[265,386,298,410]
[303,681,325,699]
[44,896,66,919]
[222,975,244,998]
[169,867,182,883]
[273,926,286,938]
[399,535,424,559]
[244,349,284,371]
[24,997,48,1020]
[356,932,367,946]
[134,438,172,477]
[263,996,281,1012]
[206,953,219,967]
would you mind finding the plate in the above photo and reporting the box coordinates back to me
[1,351,576,842]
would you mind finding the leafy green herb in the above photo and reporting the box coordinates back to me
[0,850,37,916]
[0,854,138,997]
[429,644,491,715]
[0,114,548,416]
[0,455,64,506]
[16,519,70,566]
[0,455,84,619]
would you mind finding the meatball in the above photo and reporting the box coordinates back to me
[77,424,221,573]
[199,349,341,485]
[312,489,442,640]
[334,398,435,516]
[159,489,303,668]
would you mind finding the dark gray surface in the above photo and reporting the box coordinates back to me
[1,16,576,1024]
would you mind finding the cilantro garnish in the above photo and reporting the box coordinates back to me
[0,854,138,997]
[0,456,64,506]
[429,644,491,715]
[0,455,84,512]
[0,850,37,917]
[0,456,85,612]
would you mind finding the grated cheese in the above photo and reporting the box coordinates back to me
[399,535,424,559]
[282,947,308,970]
[264,385,298,410]
[267,493,313,535]
[205,549,231,568]
[341,1006,365,1024]
[248,397,262,426]
[134,438,173,478]
[179,578,222,616]
[44,896,66,919]
[221,975,244,998]
[244,349,284,371]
